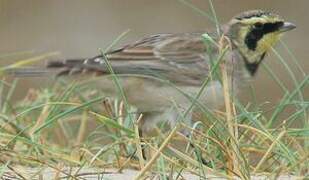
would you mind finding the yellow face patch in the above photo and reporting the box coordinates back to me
[235,21,283,63]
[236,16,284,54]
[255,32,282,53]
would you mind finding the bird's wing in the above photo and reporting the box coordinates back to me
[47,33,215,85]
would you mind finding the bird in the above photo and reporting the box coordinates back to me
[12,10,296,134]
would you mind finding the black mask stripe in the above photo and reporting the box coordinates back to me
[245,22,284,50]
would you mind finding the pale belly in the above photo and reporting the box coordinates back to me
[94,76,227,112]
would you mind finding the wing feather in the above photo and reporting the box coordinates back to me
[47,32,215,85]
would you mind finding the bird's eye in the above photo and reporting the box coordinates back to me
[254,23,263,29]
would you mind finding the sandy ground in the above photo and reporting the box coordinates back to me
[1,167,301,180]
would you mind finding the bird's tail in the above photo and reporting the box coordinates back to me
[3,56,107,78]
[3,67,54,77]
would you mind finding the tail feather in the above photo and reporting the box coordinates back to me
[47,59,86,68]
[4,67,54,77]
[5,58,89,77]
[46,61,66,68]
[45,57,106,76]
[5,55,162,78]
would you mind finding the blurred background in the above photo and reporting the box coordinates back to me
[0,0,308,104]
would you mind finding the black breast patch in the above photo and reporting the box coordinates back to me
[245,21,284,51]
[244,52,266,76]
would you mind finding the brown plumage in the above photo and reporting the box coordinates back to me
[11,10,296,132]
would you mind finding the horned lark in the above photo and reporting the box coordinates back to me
[18,10,296,132]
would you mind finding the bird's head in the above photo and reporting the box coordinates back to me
[225,10,296,75]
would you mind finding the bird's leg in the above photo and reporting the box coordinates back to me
[126,124,147,161]
[177,108,212,167]
[135,111,162,160]
[138,127,147,160]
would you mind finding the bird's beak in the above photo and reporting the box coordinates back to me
[279,22,296,33]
